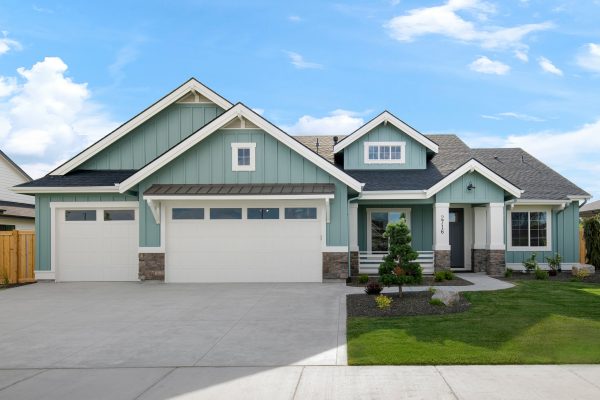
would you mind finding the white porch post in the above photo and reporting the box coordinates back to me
[473,206,487,250]
[433,203,451,251]
[487,203,506,250]
[349,203,359,252]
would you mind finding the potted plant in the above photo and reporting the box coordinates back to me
[546,253,561,276]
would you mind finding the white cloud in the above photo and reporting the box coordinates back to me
[576,43,600,73]
[482,112,544,122]
[283,109,366,135]
[469,56,510,75]
[0,31,22,56]
[288,15,302,22]
[0,57,118,177]
[538,56,563,76]
[514,49,529,62]
[0,76,17,97]
[285,51,323,69]
[384,0,552,50]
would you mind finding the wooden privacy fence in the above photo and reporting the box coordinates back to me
[580,227,586,264]
[0,230,36,284]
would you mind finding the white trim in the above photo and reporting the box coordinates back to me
[143,194,335,201]
[426,159,522,198]
[333,111,439,154]
[568,195,592,201]
[363,141,406,164]
[506,205,552,252]
[14,186,120,194]
[509,199,572,205]
[323,246,349,252]
[34,270,55,280]
[359,190,428,200]
[138,247,164,253]
[506,262,579,271]
[119,104,363,193]
[366,208,411,252]
[433,203,451,251]
[231,142,256,171]
[51,79,233,176]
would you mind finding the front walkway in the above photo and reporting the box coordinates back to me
[1,365,599,399]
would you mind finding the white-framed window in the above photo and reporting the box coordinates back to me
[364,142,406,164]
[508,208,552,251]
[366,208,411,252]
[231,142,256,171]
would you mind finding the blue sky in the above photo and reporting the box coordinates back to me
[0,0,599,198]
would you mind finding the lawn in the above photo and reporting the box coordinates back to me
[347,280,600,364]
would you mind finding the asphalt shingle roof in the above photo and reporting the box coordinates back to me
[16,170,137,187]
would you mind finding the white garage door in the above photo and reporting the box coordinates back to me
[166,200,323,282]
[55,206,139,281]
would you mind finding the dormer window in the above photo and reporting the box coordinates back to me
[364,142,405,164]
[231,143,256,171]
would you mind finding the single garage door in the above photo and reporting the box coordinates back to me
[166,201,323,282]
[55,206,139,281]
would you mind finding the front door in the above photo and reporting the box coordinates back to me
[449,208,464,268]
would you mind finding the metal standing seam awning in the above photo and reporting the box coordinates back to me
[142,183,336,224]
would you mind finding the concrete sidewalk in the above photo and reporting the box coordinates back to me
[0,365,599,399]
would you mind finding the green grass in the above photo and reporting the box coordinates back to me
[347,280,600,365]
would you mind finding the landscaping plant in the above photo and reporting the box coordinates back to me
[583,216,600,269]
[504,268,513,278]
[546,253,562,276]
[523,253,539,274]
[534,268,549,280]
[358,274,369,284]
[443,270,455,280]
[434,271,446,282]
[375,294,393,310]
[429,298,445,306]
[378,219,423,297]
[573,268,591,281]
[364,281,383,295]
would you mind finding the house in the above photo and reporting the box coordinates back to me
[0,149,35,231]
[14,78,590,282]
[580,200,600,219]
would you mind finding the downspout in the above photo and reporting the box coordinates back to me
[347,194,361,279]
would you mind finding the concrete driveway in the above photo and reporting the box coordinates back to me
[0,282,348,369]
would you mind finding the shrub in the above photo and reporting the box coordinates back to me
[364,281,383,295]
[534,268,549,280]
[546,253,562,272]
[444,270,455,280]
[429,298,445,306]
[375,294,393,310]
[573,268,591,281]
[358,274,369,284]
[523,253,539,274]
[504,268,514,278]
[378,219,423,297]
[583,216,600,269]
[434,271,446,282]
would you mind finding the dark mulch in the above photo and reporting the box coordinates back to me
[346,275,473,287]
[501,271,600,284]
[347,291,471,317]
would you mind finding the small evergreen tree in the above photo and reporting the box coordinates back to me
[583,216,600,269]
[378,219,423,297]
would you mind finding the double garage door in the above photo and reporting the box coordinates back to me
[55,201,323,282]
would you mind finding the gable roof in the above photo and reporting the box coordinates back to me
[118,103,363,193]
[15,170,136,193]
[333,111,439,154]
[50,78,233,176]
[0,149,31,181]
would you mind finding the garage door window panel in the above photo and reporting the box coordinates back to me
[210,208,242,219]
[65,210,97,221]
[247,208,279,220]
[173,208,205,220]
[104,210,135,221]
[285,207,317,219]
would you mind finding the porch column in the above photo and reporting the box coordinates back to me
[349,203,359,252]
[485,202,506,275]
[433,203,451,271]
[472,206,488,272]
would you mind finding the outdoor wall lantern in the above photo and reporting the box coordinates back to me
[467,182,476,191]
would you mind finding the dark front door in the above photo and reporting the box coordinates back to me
[449,208,464,268]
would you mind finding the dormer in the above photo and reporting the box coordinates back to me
[333,111,438,170]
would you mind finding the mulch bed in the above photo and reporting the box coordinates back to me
[500,271,600,284]
[347,291,471,317]
[347,275,473,287]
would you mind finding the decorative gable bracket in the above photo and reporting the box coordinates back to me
[146,198,161,224]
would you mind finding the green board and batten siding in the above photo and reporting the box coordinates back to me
[137,128,349,248]
[435,172,505,203]
[35,193,137,271]
[343,123,428,170]
[505,202,580,264]
[80,103,224,170]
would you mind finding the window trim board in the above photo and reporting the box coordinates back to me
[507,206,552,252]
[231,142,256,171]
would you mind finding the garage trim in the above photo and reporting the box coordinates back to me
[49,201,139,280]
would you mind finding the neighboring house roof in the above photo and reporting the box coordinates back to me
[0,150,32,181]
[144,183,336,196]
[333,111,439,154]
[0,200,35,219]
[295,136,346,163]
[580,200,600,217]
[50,78,233,176]
[16,170,137,188]
[0,148,35,205]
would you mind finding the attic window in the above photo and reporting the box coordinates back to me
[364,142,405,164]
[231,143,256,171]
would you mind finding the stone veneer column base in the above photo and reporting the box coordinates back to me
[139,253,165,281]
[472,249,488,273]
[322,251,358,280]
[486,250,506,276]
[434,250,451,272]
